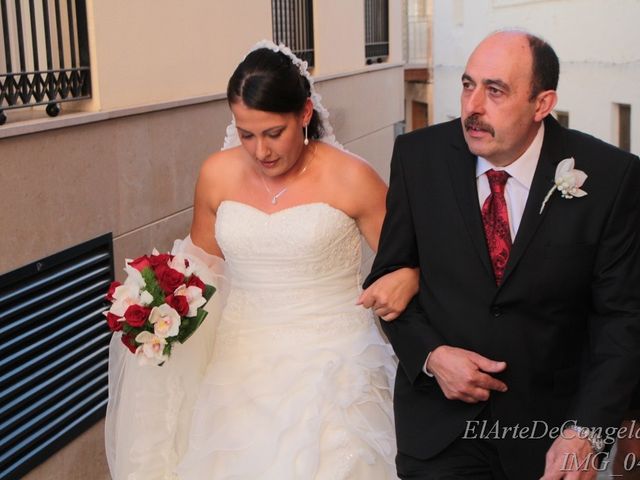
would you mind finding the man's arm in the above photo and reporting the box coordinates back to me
[364,135,446,383]
[572,155,640,428]
[543,156,640,479]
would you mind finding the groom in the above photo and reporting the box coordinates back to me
[363,31,640,479]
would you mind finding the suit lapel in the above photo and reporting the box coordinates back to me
[499,116,566,286]
[446,122,494,280]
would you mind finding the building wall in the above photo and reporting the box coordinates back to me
[432,0,640,155]
[1,2,404,477]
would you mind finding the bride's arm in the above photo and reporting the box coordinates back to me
[190,153,225,259]
[358,268,419,321]
[342,156,419,321]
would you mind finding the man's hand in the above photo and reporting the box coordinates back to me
[540,429,597,479]
[426,345,508,403]
[357,267,419,321]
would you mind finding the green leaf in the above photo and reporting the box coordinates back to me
[203,284,216,302]
[141,267,165,306]
[177,309,209,344]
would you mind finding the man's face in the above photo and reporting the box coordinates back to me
[460,32,542,167]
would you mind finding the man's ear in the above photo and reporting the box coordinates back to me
[534,90,558,122]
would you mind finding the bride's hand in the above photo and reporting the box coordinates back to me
[357,267,419,321]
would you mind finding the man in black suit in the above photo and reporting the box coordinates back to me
[362,31,640,479]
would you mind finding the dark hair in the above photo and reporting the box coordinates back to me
[227,48,323,139]
[526,34,559,100]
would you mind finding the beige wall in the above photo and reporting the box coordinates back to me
[0,66,403,278]
[21,420,110,480]
[80,0,405,112]
[87,0,272,110]
[314,0,365,74]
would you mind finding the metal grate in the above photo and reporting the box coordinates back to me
[0,233,113,480]
[0,0,91,125]
[272,0,314,67]
[365,0,389,64]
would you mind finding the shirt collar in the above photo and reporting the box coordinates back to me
[475,122,545,190]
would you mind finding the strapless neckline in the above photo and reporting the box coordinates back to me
[218,199,353,221]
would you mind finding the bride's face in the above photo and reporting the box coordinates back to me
[231,100,312,178]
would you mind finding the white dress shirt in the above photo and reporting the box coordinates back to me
[475,123,545,239]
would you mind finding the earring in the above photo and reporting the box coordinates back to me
[304,124,309,146]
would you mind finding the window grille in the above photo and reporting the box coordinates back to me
[272,0,314,67]
[0,233,113,479]
[365,0,389,64]
[0,0,91,125]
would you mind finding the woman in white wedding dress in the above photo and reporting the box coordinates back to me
[106,41,417,480]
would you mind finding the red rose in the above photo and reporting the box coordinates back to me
[165,294,189,316]
[105,312,123,331]
[128,255,152,271]
[106,281,122,301]
[186,274,206,293]
[155,264,185,294]
[150,253,173,268]
[121,333,137,353]
[124,304,152,327]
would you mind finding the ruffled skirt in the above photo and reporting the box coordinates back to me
[176,310,398,480]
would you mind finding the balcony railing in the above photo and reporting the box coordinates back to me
[272,0,315,67]
[365,0,389,64]
[0,0,91,125]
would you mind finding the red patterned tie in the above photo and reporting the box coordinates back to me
[482,170,512,285]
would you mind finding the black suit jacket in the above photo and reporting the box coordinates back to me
[365,116,640,478]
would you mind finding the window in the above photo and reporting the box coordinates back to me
[271,0,315,67]
[0,0,91,125]
[617,103,631,152]
[555,110,569,128]
[365,0,389,64]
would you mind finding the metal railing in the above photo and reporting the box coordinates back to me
[365,0,389,64]
[0,0,91,125]
[272,0,314,67]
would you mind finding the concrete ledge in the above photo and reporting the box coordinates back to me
[0,62,404,140]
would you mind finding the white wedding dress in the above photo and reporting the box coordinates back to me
[106,200,398,479]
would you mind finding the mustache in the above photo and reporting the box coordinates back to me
[464,115,495,137]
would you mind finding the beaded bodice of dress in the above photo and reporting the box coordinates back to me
[214,201,371,338]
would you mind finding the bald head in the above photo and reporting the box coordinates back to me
[471,31,559,100]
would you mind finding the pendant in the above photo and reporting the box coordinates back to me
[271,188,287,205]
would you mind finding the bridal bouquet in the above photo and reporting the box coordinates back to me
[104,250,216,365]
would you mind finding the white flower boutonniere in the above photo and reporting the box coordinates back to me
[539,157,588,214]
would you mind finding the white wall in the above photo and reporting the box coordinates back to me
[432,0,640,154]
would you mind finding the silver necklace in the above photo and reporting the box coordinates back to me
[259,146,313,205]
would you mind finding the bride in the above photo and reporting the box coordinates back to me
[105,41,418,479]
